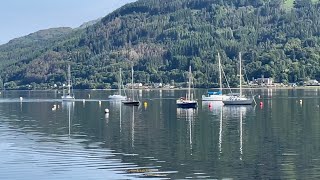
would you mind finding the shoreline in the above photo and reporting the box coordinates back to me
[145,86,320,90]
[2,86,320,91]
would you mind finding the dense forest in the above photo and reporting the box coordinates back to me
[0,0,320,89]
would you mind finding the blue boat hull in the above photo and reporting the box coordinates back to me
[176,102,197,108]
[122,101,140,106]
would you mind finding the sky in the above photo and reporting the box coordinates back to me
[0,0,136,45]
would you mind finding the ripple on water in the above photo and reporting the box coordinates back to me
[0,124,153,180]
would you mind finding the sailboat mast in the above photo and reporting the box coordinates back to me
[218,52,222,93]
[239,52,242,97]
[131,65,134,101]
[119,68,122,95]
[188,66,191,100]
[68,65,71,95]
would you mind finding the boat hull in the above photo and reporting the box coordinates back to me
[61,95,75,101]
[202,94,232,101]
[122,101,140,106]
[222,97,253,105]
[108,95,127,100]
[177,102,197,108]
[176,100,198,108]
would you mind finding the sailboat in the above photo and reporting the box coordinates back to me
[122,65,140,106]
[202,53,233,101]
[222,52,254,105]
[176,66,198,108]
[61,65,75,101]
[108,68,127,100]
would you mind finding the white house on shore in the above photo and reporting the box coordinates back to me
[251,76,273,86]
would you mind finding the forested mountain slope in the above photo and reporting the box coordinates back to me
[0,27,73,67]
[0,0,319,89]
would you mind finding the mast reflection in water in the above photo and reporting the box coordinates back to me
[176,108,197,155]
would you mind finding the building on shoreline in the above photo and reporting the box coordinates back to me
[250,76,274,87]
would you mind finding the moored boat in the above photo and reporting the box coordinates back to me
[202,53,233,101]
[122,65,140,106]
[176,66,197,108]
[108,68,127,101]
[62,65,75,101]
[222,52,254,105]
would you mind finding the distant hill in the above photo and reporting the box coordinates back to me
[0,0,320,89]
[9,27,73,42]
[77,19,102,29]
[0,27,73,68]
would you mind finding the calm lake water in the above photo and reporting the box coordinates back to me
[0,89,319,179]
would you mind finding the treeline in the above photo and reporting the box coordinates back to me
[0,0,319,89]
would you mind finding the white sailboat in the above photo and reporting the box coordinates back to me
[202,52,233,101]
[176,66,198,108]
[122,65,140,106]
[108,68,127,100]
[61,65,75,101]
[222,52,253,105]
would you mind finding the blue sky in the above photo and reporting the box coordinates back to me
[0,0,136,44]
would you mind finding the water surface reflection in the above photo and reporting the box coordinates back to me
[0,89,319,179]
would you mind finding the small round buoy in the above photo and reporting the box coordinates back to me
[105,108,109,113]
[20,97,23,101]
